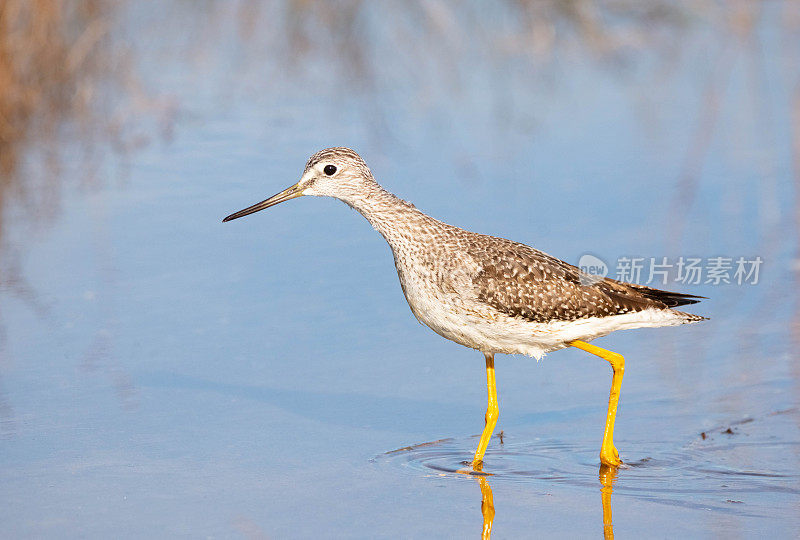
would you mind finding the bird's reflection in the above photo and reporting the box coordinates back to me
[464,462,618,539]
[478,476,495,539]
[599,464,618,540]
[466,462,495,540]
[392,440,618,539]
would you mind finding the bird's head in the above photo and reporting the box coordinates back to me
[223,147,377,222]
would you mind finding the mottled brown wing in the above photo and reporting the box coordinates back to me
[469,236,698,323]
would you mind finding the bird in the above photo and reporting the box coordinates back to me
[223,147,706,469]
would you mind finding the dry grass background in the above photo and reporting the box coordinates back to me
[0,0,174,225]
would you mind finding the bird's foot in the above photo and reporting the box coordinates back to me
[454,459,494,477]
[599,445,623,468]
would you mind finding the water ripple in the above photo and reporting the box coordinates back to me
[374,432,800,500]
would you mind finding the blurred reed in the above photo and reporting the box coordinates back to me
[0,0,175,223]
[0,1,170,414]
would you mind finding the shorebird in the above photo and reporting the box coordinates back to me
[223,147,706,468]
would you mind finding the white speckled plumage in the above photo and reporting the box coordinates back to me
[242,147,706,360]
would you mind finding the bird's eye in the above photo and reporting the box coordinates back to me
[323,165,337,176]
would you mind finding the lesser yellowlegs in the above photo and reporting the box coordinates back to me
[223,147,706,468]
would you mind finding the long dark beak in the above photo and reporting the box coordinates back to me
[222,183,303,222]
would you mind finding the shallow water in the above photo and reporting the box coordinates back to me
[1,1,799,537]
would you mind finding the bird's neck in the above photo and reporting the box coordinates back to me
[341,184,434,249]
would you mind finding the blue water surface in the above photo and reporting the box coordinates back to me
[1,2,798,537]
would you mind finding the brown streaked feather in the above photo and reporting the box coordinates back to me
[469,236,704,323]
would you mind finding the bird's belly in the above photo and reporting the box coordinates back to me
[405,286,693,359]
[399,280,556,358]
[399,280,478,344]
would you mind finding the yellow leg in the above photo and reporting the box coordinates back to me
[569,340,625,467]
[472,352,498,468]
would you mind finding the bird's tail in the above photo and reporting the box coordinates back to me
[624,283,706,308]
[671,311,709,323]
